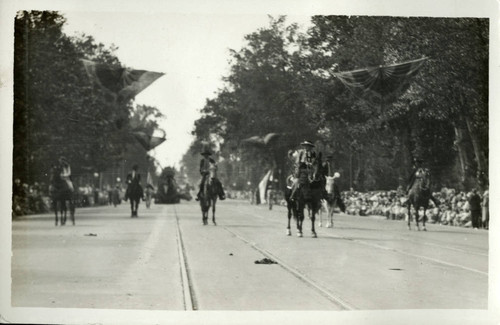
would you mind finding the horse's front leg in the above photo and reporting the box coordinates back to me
[130,199,134,217]
[286,205,292,236]
[328,204,334,228]
[61,200,67,226]
[415,207,421,231]
[54,200,58,226]
[422,208,427,231]
[311,206,317,238]
[212,199,217,225]
[407,205,412,230]
[296,202,304,237]
[318,200,323,227]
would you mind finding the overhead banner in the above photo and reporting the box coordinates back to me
[81,59,164,102]
[333,57,428,98]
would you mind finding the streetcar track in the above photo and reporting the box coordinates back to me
[224,204,488,276]
[223,226,357,310]
[236,205,487,256]
[173,205,198,310]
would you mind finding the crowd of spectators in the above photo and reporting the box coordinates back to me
[342,187,489,230]
[12,179,120,218]
[12,178,490,231]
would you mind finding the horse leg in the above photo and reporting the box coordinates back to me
[70,199,75,225]
[130,199,134,217]
[416,206,421,231]
[286,206,292,236]
[311,205,317,238]
[212,199,217,225]
[297,202,304,237]
[407,205,412,230]
[328,204,334,228]
[135,199,140,217]
[422,208,427,231]
[61,200,66,226]
[53,200,58,226]
[318,200,323,227]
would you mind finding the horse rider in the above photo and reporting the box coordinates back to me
[288,140,318,201]
[406,157,441,208]
[59,156,74,192]
[124,164,144,201]
[195,149,226,201]
[406,157,424,195]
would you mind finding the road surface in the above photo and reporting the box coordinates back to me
[12,199,488,311]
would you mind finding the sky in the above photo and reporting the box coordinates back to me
[62,11,312,169]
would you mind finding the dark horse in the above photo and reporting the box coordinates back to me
[407,167,439,231]
[49,165,75,226]
[286,154,326,238]
[127,181,143,217]
[199,176,217,225]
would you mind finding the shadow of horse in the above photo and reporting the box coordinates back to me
[200,178,218,225]
[407,168,439,231]
[49,165,75,226]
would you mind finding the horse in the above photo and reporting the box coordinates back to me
[144,185,154,208]
[286,154,326,238]
[319,175,346,228]
[49,165,75,226]
[407,167,436,231]
[127,181,143,217]
[199,175,218,225]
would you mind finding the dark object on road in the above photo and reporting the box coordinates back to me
[155,167,191,204]
[84,233,97,237]
[229,253,233,256]
[254,258,277,264]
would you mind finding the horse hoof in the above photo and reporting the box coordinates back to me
[318,223,322,227]
[423,228,427,231]
[297,232,303,238]
[213,222,217,226]
[286,229,291,236]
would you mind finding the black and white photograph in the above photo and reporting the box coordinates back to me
[1,0,499,324]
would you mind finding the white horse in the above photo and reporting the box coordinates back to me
[318,174,342,228]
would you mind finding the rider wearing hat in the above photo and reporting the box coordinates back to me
[406,157,424,194]
[58,156,74,192]
[124,164,143,201]
[288,140,318,201]
[196,149,226,201]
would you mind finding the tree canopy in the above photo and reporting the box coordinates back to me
[13,11,163,187]
[183,15,488,192]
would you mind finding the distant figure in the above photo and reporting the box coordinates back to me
[124,164,143,202]
[468,188,482,229]
[59,156,74,192]
[482,189,489,229]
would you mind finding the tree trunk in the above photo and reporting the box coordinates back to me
[453,122,469,184]
[464,116,488,190]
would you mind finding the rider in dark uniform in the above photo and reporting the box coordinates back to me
[195,149,226,201]
[288,140,318,201]
[406,157,441,208]
[124,164,143,201]
[406,157,424,195]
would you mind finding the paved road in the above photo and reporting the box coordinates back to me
[12,199,488,311]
